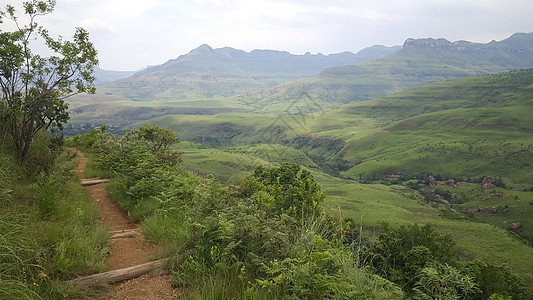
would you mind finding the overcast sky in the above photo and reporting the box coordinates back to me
[2,0,532,71]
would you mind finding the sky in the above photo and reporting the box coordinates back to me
[2,0,532,71]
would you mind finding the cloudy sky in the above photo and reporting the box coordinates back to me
[3,0,532,70]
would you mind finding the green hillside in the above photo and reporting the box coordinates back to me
[129,69,533,246]
[125,69,533,188]
[312,69,533,186]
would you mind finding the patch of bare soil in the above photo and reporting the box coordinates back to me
[69,148,178,299]
[107,274,183,300]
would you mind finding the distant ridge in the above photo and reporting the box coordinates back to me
[239,32,533,111]
[96,44,401,100]
[93,67,136,84]
[141,44,401,75]
[402,32,533,54]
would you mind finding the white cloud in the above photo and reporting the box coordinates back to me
[80,18,116,33]
[6,0,529,70]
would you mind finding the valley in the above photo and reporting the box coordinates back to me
[64,34,533,288]
[66,33,533,268]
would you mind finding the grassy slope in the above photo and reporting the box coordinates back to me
[291,70,533,184]
[153,70,533,286]
[129,70,533,188]
[0,142,108,299]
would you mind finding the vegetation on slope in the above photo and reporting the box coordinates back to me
[319,69,533,186]
[69,126,532,299]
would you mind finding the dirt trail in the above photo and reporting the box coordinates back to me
[69,148,179,299]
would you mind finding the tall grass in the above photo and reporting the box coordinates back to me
[0,216,40,300]
[141,212,191,259]
[1,136,109,299]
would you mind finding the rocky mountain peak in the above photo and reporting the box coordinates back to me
[188,44,216,56]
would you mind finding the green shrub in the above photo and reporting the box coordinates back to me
[367,224,456,291]
[463,260,532,300]
[243,163,325,222]
[412,263,480,299]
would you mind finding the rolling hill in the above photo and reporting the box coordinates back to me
[130,69,533,189]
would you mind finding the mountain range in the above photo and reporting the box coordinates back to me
[68,32,533,130]
[93,44,401,100]
[239,32,533,111]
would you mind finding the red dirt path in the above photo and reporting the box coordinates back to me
[69,148,180,299]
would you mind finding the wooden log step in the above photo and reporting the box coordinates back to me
[67,258,168,286]
[110,230,141,239]
[81,179,111,186]
[108,229,139,234]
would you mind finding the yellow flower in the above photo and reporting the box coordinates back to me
[38,272,48,278]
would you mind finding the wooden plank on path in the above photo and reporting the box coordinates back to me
[67,259,169,286]
[81,179,111,186]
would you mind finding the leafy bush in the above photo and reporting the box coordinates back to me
[367,224,456,291]
[412,263,479,299]
[243,163,325,221]
[462,260,532,300]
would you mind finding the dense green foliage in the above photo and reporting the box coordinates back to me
[79,128,405,299]
[368,224,456,284]
[73,126,532,299]
[245,163,324,221]
[462,260,531,300]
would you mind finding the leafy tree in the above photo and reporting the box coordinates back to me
[245,163,325,221]
[0,1,98,162]
[129,123,179,153]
